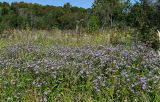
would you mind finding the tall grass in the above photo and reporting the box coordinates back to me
[0,28,134,47]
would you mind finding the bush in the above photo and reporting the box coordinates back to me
[87,16,99,33]
[135,26,159,50]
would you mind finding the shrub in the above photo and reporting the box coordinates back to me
[87,16,99,33]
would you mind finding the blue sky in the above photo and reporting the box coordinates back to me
[1,0,138,8]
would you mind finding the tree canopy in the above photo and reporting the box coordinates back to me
[0,1,159,30]
[0,2,88,30]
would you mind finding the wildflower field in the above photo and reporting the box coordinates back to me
[0,32,160,102]
[1,0,160,101]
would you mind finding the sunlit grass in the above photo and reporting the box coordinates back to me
[0,29,160,101]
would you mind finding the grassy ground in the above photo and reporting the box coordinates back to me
[0,28,133,47]
[0,29,160,102]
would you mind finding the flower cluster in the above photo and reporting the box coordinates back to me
[0,43,160,96]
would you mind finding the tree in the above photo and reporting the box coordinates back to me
[92,0,129,27]
[128,0,159,49]
[0,1,88,30]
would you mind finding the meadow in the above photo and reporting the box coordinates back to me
[0,29,160,102]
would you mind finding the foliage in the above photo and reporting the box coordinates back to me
[87,16,99,33]
[128,0,159,49]
[0,2,88,30]
[92,0,130,27]
[0,43,160,101]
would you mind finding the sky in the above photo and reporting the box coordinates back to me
[1,0,138,8]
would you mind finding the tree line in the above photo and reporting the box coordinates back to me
[0,2,89,30]
[0,0,160,48]
[0,0,160,30]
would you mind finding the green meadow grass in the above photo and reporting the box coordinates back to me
[0,29,160,102]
